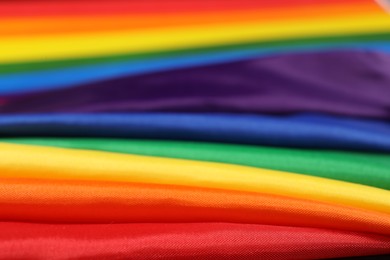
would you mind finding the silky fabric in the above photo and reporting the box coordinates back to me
[0,0,371,18]
[1,178,390,236]
[336,255,390,260]
[1,222,390,260]
[1,114,390,152]
[3,52,390,120]
[1,32,389,75]
[1,3,376,36]
[7,138,389,190]
[2,47,390,95]
[1,14,390,64]
[1,143,390,215]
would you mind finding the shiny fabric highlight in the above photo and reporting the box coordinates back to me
[1,113,390,152]
[1,12,389,64]
[2,47,390,95]
[5,138,389,190]
[1,222,390,260]
[1,178,390,236]
[2,51,390,119]
[1,143,390,215]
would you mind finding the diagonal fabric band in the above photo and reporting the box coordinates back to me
[1,113,390,152]
[5,138,389,190]
[1,13,389,63]
[1,143,390,214]
[1,222,390,259]
[2,51,390,120]
[1,48,390,98]
[1,32,389,75]
[1,178,390,235]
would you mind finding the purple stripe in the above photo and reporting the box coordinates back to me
[2,50,390,119]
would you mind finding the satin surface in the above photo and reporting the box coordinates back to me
[1,114,390,152]
[0,0,371,17]
[7,138,389,190]
[1,222,390,260]
[2,47,390,96]
[3,51,390,119]
[1,143,390,215]
[1,178,390,235]
[336,256,390,260]
[1,13,390,64]
[1,32,389,75]
[1,3,376,36]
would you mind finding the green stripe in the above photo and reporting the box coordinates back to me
[4,138,390,190]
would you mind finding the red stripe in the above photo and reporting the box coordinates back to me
[0,0,374,17]
[1,222,390,259]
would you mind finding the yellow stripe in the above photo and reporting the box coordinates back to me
[1,14,390,63]
[1,143,390,215]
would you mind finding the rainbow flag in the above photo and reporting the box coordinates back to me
[0,1,390,259]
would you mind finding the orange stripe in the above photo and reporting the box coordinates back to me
[1,178,389,236]
[0,3,382,36]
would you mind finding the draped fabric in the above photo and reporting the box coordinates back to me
[5,138,390,189]
[1,143,390,215]
[2,222,390,260]
[1,32,389,75]
[2,51,390,119]
[0,0,375,18]
[2,47,390,96]
[1,13,389,64]
[1,178,390,236]
[1,0,390,259]
[1,113,390,152]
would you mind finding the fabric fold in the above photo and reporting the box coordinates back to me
[1,32,389,75]
[1,143,390,215]
[2,46,390,96]
[6,138,389,189]
[1,178,390,236]
[2,1,389,259]
[2,3,376,36]
[2,51,390,120]
[2,49,390,102]
[1,222,390,260]
[2,0,360,17]
[1,13,390,64]
[1,113,390,152]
